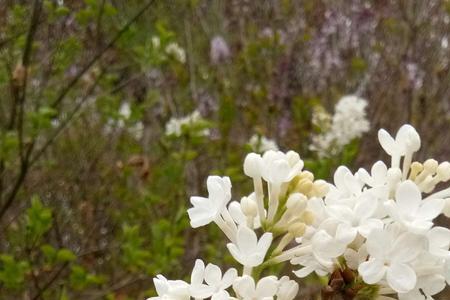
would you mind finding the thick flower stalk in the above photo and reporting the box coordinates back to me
[149,124,450,300]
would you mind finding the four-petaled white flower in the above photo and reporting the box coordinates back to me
[378,124,421,158]
[188,176,232,228]
[385,180,444,233]
[358,227,426,293]
[226,225,272,267]
[190,259,237,299]
[261,150,303,184]
[276,276,299,300]
[232,275,279,300]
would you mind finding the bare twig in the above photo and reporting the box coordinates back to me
[51,0,156,108]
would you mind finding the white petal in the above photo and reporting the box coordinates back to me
[366,229,388,258]
[354,195,378,220]
[191,259,205,285]
[255,276,279,298]
[236,226,257,255]
[256,232,273,258]
[358,258,386,284]
[372,161,388,184]
[428,226,450,251]
[395,180,421,215]
[293,265,315,278]
[204,263,222,286]
[358,218,384,238]
[391,232,425,263]
[226,243,244,265]
[386,263,417,293]
[417,198,444,221]
[220,268,238,289]
[233,275,255,298]
[378,129,397,155]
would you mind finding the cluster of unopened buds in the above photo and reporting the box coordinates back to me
[149,124,450,300]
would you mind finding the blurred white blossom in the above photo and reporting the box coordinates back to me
[165,110,209,137]
[310,95,370,157]
[248,134,279,153]
[165,42,186,63]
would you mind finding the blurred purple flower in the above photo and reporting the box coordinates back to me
[210,35,231,65]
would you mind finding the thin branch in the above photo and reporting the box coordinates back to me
[31,262,69,300]
[51,0,156,108]
[28,70,105,167]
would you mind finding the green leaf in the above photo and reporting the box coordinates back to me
[26,195,53,241]
[0,255,30,290]
[56,249,77,263]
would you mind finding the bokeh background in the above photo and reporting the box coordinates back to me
[1,0,450,299]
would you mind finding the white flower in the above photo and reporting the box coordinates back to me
[226,225,272,267]
[165,42,186,63]
[311,220,357,260]
[358,227,426,293]
[190,259,237,299]
[325,166,364,206]
[378,124,421,157]
[276,276,299,300]
[248,135,279,153]
[385,180,444,233]
[261,150,303,184]
[187,176,232,228]
[148,275,190,300]
[291,253,333,278]
[326,193,383,237]
[357,161,389,188]
[378,124,421,170]
[232,275,278,300]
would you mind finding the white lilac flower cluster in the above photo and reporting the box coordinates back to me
[165,110,209,137]
[150,124,450,300]
[165,42,186,64]
[150,36,186,64]
[310,95,370,157]
[248,134,279,153]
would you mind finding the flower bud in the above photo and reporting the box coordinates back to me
[443,198,450,218]
[243,153,263,178]
[405,125,421,152]
[299,170,314,181]
[409,162,423,180]
[296,178,313,194]
[437,162,450,182]
[241,196,258,217]
[424,159,438,173]
[300,211,314,225]
[288,222,306,237]
[311,180,329,197]
[286,151,301,166]
[286,193,307,212]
